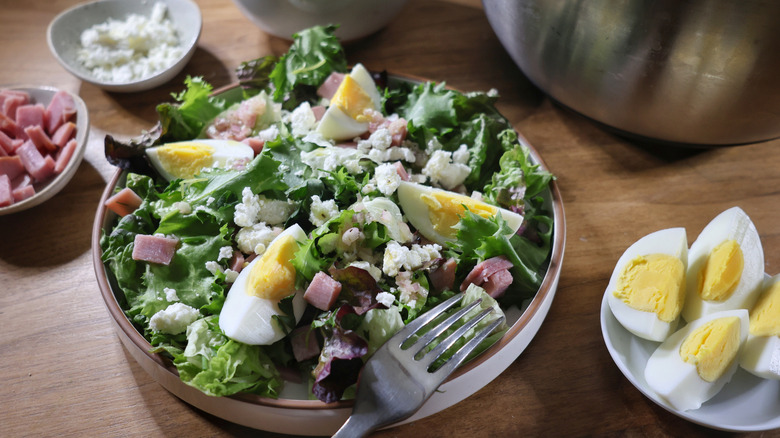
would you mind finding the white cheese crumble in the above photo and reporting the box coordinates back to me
[310,195,340,227]
[374,163,401,196]
[234,187,296,227]
[375,291,396,307]
[422,149,471,190]
[218,246,233,261]
[286,102,317,137]
[164,287,179,302]
[172,201,192,214]
[77,2,184,83]
[149,302,200,335]
[235,222,281,255]
[382,241,442,277]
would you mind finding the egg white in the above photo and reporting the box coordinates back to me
[316,63,381,141]
[218,224,307,345]
[644,309,749,412]
[739,274,780,380]
[396,181,523,246]
[682,207,764,323]
[606,227,688,342]
[146,139,254,181]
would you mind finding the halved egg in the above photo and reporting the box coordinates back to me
[218,224,308,345]
[682,207,764,323]
[644,309,749,411]
[316,63,382,141]
[146,139,254,181]
[396,181,523,246]
[739,274,780,380]
[606,228,688,342]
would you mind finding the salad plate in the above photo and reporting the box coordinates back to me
[600,293,780,432]
[91,25,565,435]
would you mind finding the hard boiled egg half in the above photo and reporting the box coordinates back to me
[219,224,308,345]
[316,63,382,141]
[606,228,688,342]
[682,207,764,323]
[739,274,780,380]
[644,309,749,411]
[396,181,523,246]
[146,139,254,181]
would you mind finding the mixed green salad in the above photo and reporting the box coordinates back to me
[100,25,555,403]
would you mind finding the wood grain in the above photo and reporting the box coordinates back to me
[1,0,778,437]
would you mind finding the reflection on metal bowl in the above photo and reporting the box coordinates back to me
[483,0,780,146]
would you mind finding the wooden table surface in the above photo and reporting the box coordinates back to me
[2,0,779,436]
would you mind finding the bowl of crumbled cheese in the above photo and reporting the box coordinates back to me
[47,0,202,93]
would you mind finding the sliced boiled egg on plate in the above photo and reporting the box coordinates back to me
[146,139,254,181]
[644,309,749,411]
[219,224,308,345]
[739,274,780,380]
[606,227,688,342]
[317,63,382,141]
[396,180,523,246]
[682,207,764,323]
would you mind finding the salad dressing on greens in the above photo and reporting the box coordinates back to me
[100,25,555,403]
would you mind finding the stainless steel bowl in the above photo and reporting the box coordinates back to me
[483,0,780,145]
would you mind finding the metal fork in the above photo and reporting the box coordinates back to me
[332,293,506,438]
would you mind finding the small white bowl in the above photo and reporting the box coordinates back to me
[231,0,409,41]
[0,86,89,216]
[47,0,202,93]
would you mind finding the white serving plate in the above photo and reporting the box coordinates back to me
[600,293,780,432]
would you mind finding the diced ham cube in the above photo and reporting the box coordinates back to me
[317,72,345,100]
[303,271,342,311]
[104,187,143,217]
[15,104,45,131]
[0,156,25,180]
[0,112,20,138]
[11,173,31,190]
[311,105,326,121]
[25,124,57,153]
[460,255,514,296]
[2,94,27,120]
[0,89,30,105]
[15,140,55,182]
[481,269,513,298]
[388,118,408,146]
[54,139,78,174]
[45,90,77,135]
[12,184,35,202]
[0,174,12,206]
[392,161,410,181]
[0,130,18,154]
[132,234,178,265]
[51,121,76,148]
[229,250,245,273]
[429,257,458,293]
[290,326,321,362]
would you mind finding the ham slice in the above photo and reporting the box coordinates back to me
[15,104,45,131]
[2,94,27,120]
[25,124,56,153]
[317,72,345,100]
[51,121,76,148]
[0,156,25,180]
[0,112,20,138]
[132,234,178,265]
[303,271,342,311]
[429,257,458,293]
[461,256,514,298]
[290,326,321,362]
[15,140,55,182]
[229,250,245,273]
[54,139,78,174]
[45,90,77,135]
[0,130,22,154]
[12,184,35,202]
[0,174,12,206]
[104,187,143,217]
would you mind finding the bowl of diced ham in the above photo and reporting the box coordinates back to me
[0,86,89,215]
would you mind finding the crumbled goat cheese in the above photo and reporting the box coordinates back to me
[357,128,392,153]
[225,269,239,283]
[255,125,280,143]
[301,146,363,175]
[310,195,340,227]
[423,149,471,189]
[172,201,192,214]
[164,287,179,302]
[77,2,184,83]
[382,241,442,277]
[218,246,233,261]
[367,146,416,164]
[234,187,295,227]
[452,144,470,164]
[149,302,200,335]
[205,260,221,275]
[374,163,401,196]
[375,291,396,307]
[236,222,281,255]
[286,102,317,137]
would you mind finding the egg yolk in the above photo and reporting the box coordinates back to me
[698,239,743,301]
[680,316,741,382]
[246,233,299,301]
[613,254,685,322]
[155,142,216,180]
[749,281,780,337]
[421,191,498,240]
[331,75,373,122]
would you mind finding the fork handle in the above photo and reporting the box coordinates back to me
[332,415,378,438]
